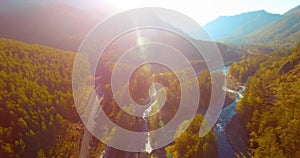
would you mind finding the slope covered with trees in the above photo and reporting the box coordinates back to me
[228,46,294,82]
[0,38,222,157]
[229,43,300,157]
[0,38,83,157]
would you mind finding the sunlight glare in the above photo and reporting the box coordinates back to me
[105,0,142,10]
[103,0,221,25]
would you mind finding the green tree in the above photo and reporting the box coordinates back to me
[165,114,217,158]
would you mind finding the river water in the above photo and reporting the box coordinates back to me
[213,66,244,158]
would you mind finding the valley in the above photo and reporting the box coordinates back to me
[0,2,299,158]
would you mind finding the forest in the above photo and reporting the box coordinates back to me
[228,43,300,157]
[0,38,221,157]
[0,36,299,158]
[0,38,86,157]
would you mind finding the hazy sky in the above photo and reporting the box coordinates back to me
[104,0,300,25]
[1,0,299,25]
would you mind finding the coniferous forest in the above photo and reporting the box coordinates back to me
[0,2,300,158]
[228,43,300,157]
[0,37,220,157]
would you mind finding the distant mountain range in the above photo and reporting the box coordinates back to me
[203,5,300,46]
[203,10,281,41]
[245,5,300,46]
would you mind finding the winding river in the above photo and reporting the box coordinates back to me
[98,66,244,158]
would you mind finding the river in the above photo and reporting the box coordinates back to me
[97,65,244,158]
[213,66,244,158]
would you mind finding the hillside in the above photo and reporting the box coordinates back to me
[0,38,107,157]
[227,42,300,157]
[1,2,300,157]
[201,5,300,47]
[0,3,110,51]
[203,10,281,41]
[245,5,300,47]
[0,37,230,157]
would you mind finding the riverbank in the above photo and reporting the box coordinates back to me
[223,76,240,107]
[224,92,235,107]
[222,75,250,158]
[226,115,251,158]
[212,64,251,158]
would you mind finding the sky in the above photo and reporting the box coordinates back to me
[1,0,299,25]
[101,0,300,25]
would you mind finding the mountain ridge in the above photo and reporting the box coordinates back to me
[0,3,110,51]
[202,4,300,46]
[244,4,300,46]
[203,10,281,41]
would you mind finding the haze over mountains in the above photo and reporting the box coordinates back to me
[0,2,299,51]
[0,3,111,51]
[0,2,299,158]
[245,5,300,46]
[203,10,281,41]
[203,5,300,46]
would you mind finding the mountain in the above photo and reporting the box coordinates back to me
[0,3,110,51]
[245,5,300,46]
[203,5,300,46]
[0,3,213,52]
[203,10,281,41]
